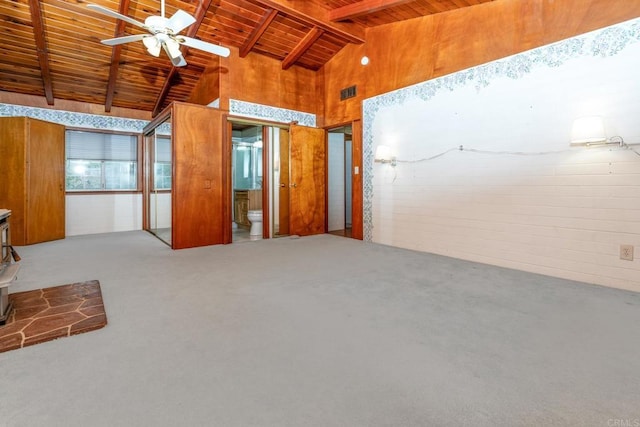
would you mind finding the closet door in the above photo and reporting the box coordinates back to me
[26,119,66,244]
[289,124,325,236]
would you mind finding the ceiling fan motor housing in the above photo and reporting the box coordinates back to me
[145,15,172,34]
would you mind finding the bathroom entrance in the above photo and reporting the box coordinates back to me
[229,120,326,242]
[327,125,353,238]
[231,122,264,243]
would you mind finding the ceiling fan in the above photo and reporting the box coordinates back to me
[87,0,230,67]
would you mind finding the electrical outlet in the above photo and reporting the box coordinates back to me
[620,245,634,261]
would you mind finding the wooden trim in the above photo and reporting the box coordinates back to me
[227,115,290,130]
[105,0,132,112]
[261,126,270,239]
[250,0,364,44]
[240,9,279,58]
[28,0,54,105]
[65,126,139,136]
[145,103,172,134]
[324,128,329,233]
[136,133,144,192]
[351,119,363,240]
[329,0,415,22]
[222,114,233,244]
[323,120,363,240]
[65,190,142,195]
[282,27,324,70]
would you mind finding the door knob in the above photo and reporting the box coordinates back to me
[291,183,297,188]
[280,183,286,188]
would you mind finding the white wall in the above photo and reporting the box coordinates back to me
[66,194,142,236]
[368,20,640,291]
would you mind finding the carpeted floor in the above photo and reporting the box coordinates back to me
[0,280,107,353]
[0,231,638,427]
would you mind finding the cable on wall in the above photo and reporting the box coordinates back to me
[394,143,640,165]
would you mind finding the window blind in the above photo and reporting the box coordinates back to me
[66,131,137,161]
[155,136,171,162]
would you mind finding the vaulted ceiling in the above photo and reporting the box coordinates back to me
[0,0,492,115]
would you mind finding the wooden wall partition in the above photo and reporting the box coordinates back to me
[219,47,320,116]
[171,103,228,249]
[187,60,222,106]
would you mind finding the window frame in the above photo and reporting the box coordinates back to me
[65,127,143,194]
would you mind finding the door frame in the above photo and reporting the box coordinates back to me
[323,120,363,240]
[227,116,290,242]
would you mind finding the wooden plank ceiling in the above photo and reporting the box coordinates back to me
[0,0,491,115]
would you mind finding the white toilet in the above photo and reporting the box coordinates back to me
[247,210,263,240]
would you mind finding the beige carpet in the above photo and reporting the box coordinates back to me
[1,231,639,427]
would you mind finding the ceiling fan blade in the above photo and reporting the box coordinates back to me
[179,36,230,58]
[87,4,148,30]
[166,10,196,34]
[163,43,187,67]
[101,34,147,46]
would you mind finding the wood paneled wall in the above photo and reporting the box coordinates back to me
[320,0,640,128]
[188,59,222,106]
[317,43,365,127]
[219,47,320,115]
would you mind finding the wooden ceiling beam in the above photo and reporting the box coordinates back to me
[249,0,364,44]
[28,0,54,105]
[240,8,278,58]
[152,0,212,117]
[104,0,131,112]
[282,26,323,70]
[329,0,416,22]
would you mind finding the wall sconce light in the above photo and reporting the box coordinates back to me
[570,116,628,148]
[570,116,610,146]
[374,145,396,167]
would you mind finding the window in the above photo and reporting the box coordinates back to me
[153,135,171,190]
[66,130,138,191]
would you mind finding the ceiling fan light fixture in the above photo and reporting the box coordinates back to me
[165,38,182,59]
[88,0,229,65]
[143,36,161,57]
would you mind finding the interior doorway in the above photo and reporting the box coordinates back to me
[229,121,296,242]
[327,125,353,238]
[228,118,326,242]
[230,122,264,243]
[269,127,291,238]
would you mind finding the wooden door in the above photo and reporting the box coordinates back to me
[289,124,326,236]
[278,128,290,236]
[0,117,27,244]
[26,119,65,244]
[172,104,229,249]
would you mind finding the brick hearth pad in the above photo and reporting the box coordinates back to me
[0,280,107,353]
